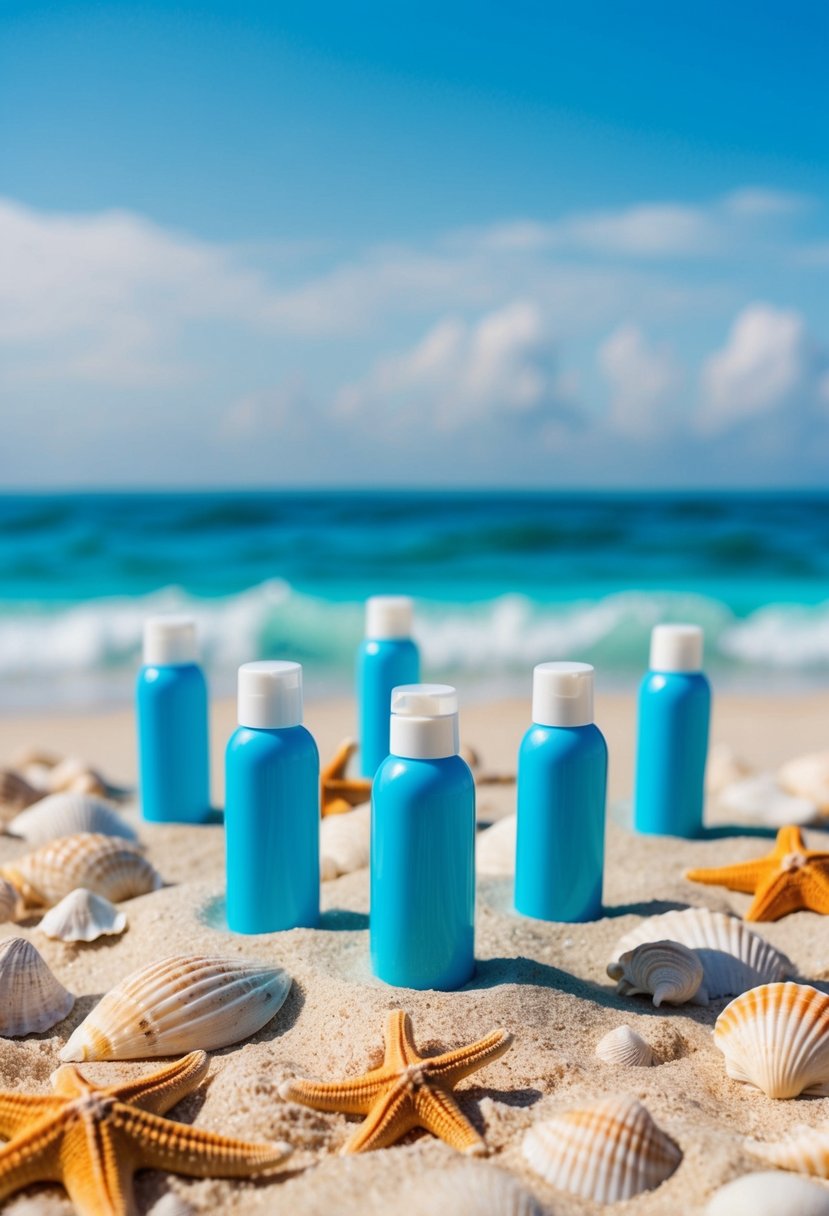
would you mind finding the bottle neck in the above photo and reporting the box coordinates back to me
[389,713,459,760]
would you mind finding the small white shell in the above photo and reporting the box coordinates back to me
[59,954,292,1061]
[715,982,829,1099]
[607,940,706,1007]
[0,878,19,922]
[148,1195,198,1216]
[320,803,370,880]
[610,907,793,1000]
[707,1169,829,1214]
[595,1024,656,1067]
[38,888,127,943]
[0,937,74,1036]
[7,792,138,846]
[779,751,829,812]
[396,1164,544,1215]
[522,1095,682,1203]
[706,744,753,794]
[717,773,819,827]
[2,833,161,908]
[476,815,516,877]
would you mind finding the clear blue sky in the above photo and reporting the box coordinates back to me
[1,1,828,486]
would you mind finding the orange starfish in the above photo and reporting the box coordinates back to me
[0,1050,290,1215]
[686,825,829,921]
[321,739,372,817]
[279,1009,512,1155]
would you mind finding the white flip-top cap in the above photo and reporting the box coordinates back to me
[365,595,413,640]
[649,624,703,673]
[143,615,198,666]
[389,683,459,760]
[532,661,594,727]
[238,661,303,729]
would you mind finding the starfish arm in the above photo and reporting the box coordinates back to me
[279,1069,390,1115]
[747,861,829,921]
[773,826,807,857]
[111,1106,290,1177]
[62,1120,135,1216]
[322,739,357,783]
[0,1112,66,1205]
[425,1029,513,1087]
[685,859,771,894]
[799,863,829,914]
[341,1084,418,1154]
[0,1092,63,1138]
[384,1010,420,1070]
[105,1052,209,1115]
[413,1086,485,1156]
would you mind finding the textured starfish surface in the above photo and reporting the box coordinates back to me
[321,739,372,817]
[279,1009,512,1155]
[0,1050,290,1216]
[686,824,829,921]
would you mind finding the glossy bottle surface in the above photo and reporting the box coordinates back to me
[634,671,711,838]
[356,639,420,777]
[371,754,474,990]
[136,663,210,824]
[515,723,607,922]
[225,724,320,933]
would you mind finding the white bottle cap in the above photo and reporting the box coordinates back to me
[237,661,303,729]
[389,683,460,760]
[365,595,413,640]
[532,661,594,727]
[143,615,198,666]
[649,624,703,673]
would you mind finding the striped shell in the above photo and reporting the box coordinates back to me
[747,1127,829,1181]
[610,907,794,1000]
[607,940,706,1007]
[714,982,829,1098]
[595,1024,656,1067]
[717,774,818,827]
[0,878,19,922]
[0,937,74,1036]
[522,1095,682,1203]
[38,888,128,943]
[707,1169,829,1213]
[7,793,138,846]
[778,752,829,812]
[476,815,516,877]
[396,1164,544,1215]
[59,954,292,1061]
[1,833,161,908]
[320,803,370,880]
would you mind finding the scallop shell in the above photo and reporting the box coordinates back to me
[522,1094,682,1203]
[320,803,370,880]
[717,773,819,827]
[38,888,128,942]
[1,833,161,908]
[607,940,706,1007]
[707,1169,829,1213]
[476,814,516,876]
[0,937,74,1036]
[395,1163,544,1215]
[0,877,19,922]
[714,982,829,1098]
[779,752,829,812]
[59,953,292,1061]
[610,907,794,1000]
[706,743,753,794]
[7,792,138,846]
[595,1024,656,1067]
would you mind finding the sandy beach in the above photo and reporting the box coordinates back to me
[1,690,828,1215]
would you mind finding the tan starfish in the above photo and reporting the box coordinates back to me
[0,1050,290,1215]
[321,739,372,817]
[686,824,829,921]
[279,1009,512,1155]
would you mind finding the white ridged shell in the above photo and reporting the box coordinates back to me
[715,982,829,1099]
[0,937,74,1036]
[38,888,128,942]
[595,1024,656,1067]
[522,1095,682,1203]
[707,1169,829,1213]
[2,833,161,907]
[320,803,370,880]
[0,878,18,922]
[717,773,819,826]
[396,1164,544,1215]
[476,815,516,876]
[779,752,829,812]
[610,907,794,999]
[59,954,292,1061]
[607,940,706,1007]
[7,793,138,846]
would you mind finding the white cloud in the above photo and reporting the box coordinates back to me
[566,204,718,257]
[722,187,812,216]
[598,325,682,436]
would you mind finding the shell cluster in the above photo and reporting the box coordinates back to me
[0,937,74,1036]
[595,1024,656,1067]
[38,888,128,943]
[607,940,706,1007]
[714,981,829,1099]
[6,792,138,846]
[1,832,161,909]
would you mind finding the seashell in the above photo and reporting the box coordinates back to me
[1,833,161,908]
[779,752,829,812]
[610,907,794,1000]
[595,1024,656,1067]
[0,877,19,922]
[7,792,139,846]
[714,982,829,1099]
[717,773,818,827]
[476,814,516,876]
[60,953,292,1061]
[395,1163,544,1215]
[320,803,370,880]
[38,888,128,942]
[706,743,753,794]
[522,1094,682,1203]
[607,939,706,1007]
[747,1126,829,1181]
[148,1195,198,1216]
[706,1169,829,1214]
[0,937,74,1036]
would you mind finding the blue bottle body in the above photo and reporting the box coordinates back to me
[225,724,320,934]
[634,672,711,838]
[371,754,475,989]
[136,662,210,824]
[515,723,607,922]
[356,639,420,777]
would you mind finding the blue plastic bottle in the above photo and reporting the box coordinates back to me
[356,596,420,778]
[136,615,210,824]
[225,661,320,934]
[371,684,475,990]
[634,624,711,838]
[515,662,607,922]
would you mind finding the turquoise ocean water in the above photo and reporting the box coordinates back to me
[0,491,828,709]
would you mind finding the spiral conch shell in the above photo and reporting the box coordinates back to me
[0,937,75,1036]
[7,792,138,846]
[714,982,829,1099]
[38,888,127,943]
[607,940,706,1007]
[1,833,161,909]
[60,954,293,1061]
[522,1095,682,1203]
[595,1024,656,1067]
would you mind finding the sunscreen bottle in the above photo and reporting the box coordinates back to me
[356,596,420,777]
